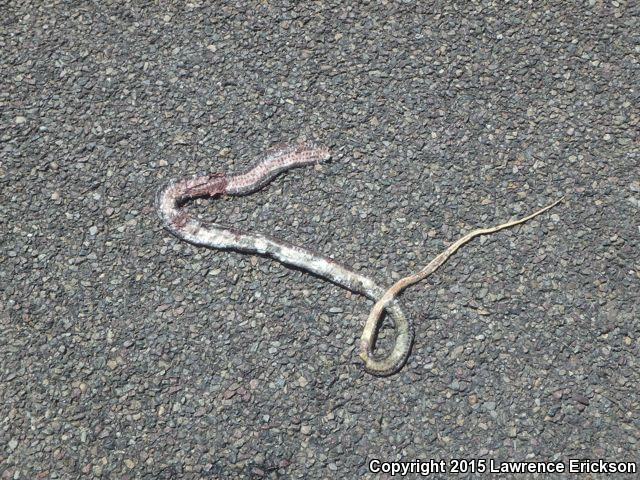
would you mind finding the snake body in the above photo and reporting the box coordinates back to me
[157,142,561,376]
[156,143,412,375]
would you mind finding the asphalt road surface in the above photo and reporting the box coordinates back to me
[2,1,638,479]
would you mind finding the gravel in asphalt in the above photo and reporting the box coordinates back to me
[1,1,638,479]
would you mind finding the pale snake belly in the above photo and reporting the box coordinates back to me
[156,142,562,376]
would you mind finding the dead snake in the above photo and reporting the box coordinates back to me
[156,142,562,376]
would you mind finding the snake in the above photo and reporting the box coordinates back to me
[156,142,563,376]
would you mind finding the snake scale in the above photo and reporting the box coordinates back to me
[156,142,562,376]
